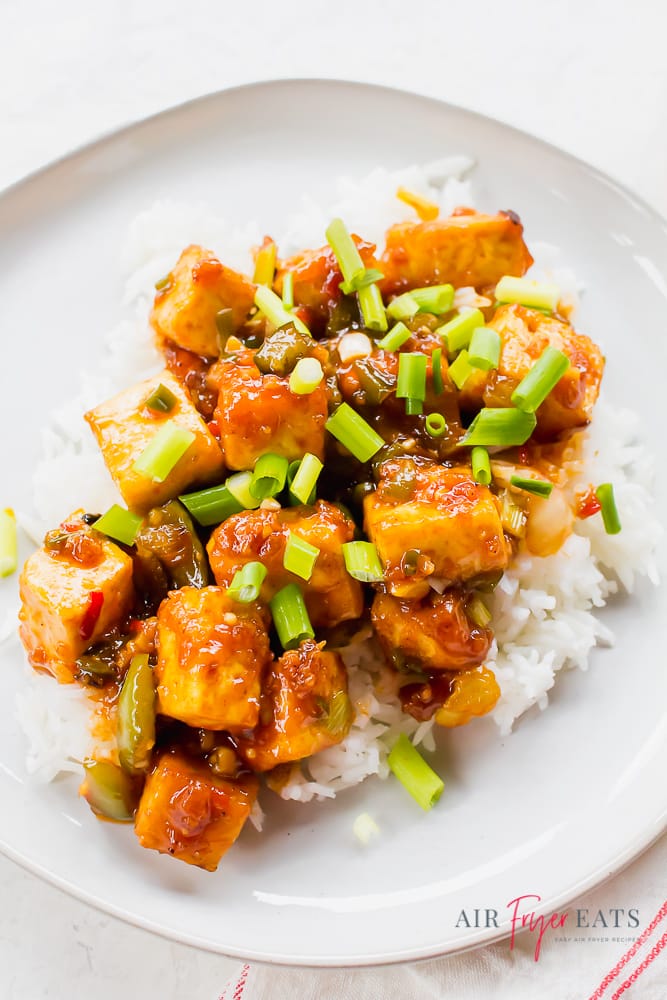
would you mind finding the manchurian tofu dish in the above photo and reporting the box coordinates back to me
[18,200,613,872]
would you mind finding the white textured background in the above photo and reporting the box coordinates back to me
[1,1,666,997]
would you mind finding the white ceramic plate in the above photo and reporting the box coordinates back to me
[1,80,666,967]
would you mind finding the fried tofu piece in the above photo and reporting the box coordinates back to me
[371,590,493,673]
[150,245,256,358]
[85,370,224,512]
[275,237,378,320]
[19,518,134,682]
[207,501,363,629]
[459,304,605,438]
[155,586,272,731]
[364,459,509,598]
[236,640,351,772]
[380,210,533,295]
[212,356,328,470]
[134,750,258,871]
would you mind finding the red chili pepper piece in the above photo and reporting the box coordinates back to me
[577,487,602,519]
[80,591,104,642]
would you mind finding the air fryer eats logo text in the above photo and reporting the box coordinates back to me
[455,895,639,961]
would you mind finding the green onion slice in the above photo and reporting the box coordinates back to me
[255,285,310,336]
[289,357,323,395]
[270,582,315,650]
[471,446,492,485]
[431,347,444,395]
[282,271,294,310]
[386,292,419,321]
[387,733,444,811]
[425,413,447,437]
[405,398,423,415]
[467,595,491,628]
[179,483,243,526]
[253,240,277,287]
[132,421,195,483]
[342,540,384,583]
[249,453,289,501]
[326,403,384,463]
[339,268,385,295]
[226,471,263,510]
[377,321,411,352]
[468,327,501,371]
[144,383,177,415]
[495,276,560,312]
[448,349,475,390]
[325,218,365,285]
[227,561,267,603]
[409,284,455,315]
[289,453,323,505]
[396,352,427,401]
[94,504,143,546]
[459,407,537,448]
[357,282,388,332]
[510,474,554,498]
[0,509,17,578]
[595,482,622,534]
[283,531,319,581]
[510,346,571,413]
[436,308,485,354]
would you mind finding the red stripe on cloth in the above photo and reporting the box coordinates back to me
[218,963,251,1000]
[610,931,667,1000]
[586,900,667,1000]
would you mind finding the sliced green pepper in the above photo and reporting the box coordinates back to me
[117,653,156,776]
[137,500,209,589]
[80,760,138,822]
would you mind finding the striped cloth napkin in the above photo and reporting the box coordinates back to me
[217,833,667,1000]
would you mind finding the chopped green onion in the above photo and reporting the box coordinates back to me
[396,352,427,401]
[431,347,444,395]
[132,421,195,483]
[410,284,455,315]
[226,471,262,510]
[510,474,554,498]
[495,276,560,312]
[448,349,475,390]
[227,561,267,603]
[0,509,17,577]
[270,582,315,650]
[326,403,384,463]
[386,292,419,321]
[94,504,143,546]
[357,282,388,332]
[249,453,289,500]
[325,218,365,285]
[283,531,319,581]
[471,446,492,485]
[255,285,310,336]
[289,357,323,395]
[144,383,177,415]
[405,398,423,415]
[352,811,381,845]
[340,268,385,295]
[459,407,537,448]
[436,308,485,354]
[467,595,491,628]
[342,540,384,582]
[253,240,277,286]
[179,483,243,526]
[500,490,527,537]
[377,321,411,352]
[468,327,501,371]
[425,413,447,437]
[282,271,294,310]
[322,689,353,735]
[511,346,571,413]
[387,733,444,811]
[289,453,323,505]
[595,482,622,534]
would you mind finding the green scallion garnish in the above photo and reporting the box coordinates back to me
[226,470,263,510]
[436,308,484,354]
[289,453,323,505]
[340,268,385,294]
[326,403,384,463]
[358,280,388,333]
[282,271,294,310]
[289,357,323,395]
[132,421,195,483]
[227,561,267,603]
[595,482,622,534]
[377,321,412,352]
[179,483,243,526]
[448,349,475,390]
[468,327,501,371]
[511,346,571,413]
[0,509,17,578]
[255,285,310,336]
[270,582,315,650]
[342,540,384,582]
[253,240,277,287]
[283,531,319,581]
[249,453,289,501]
[471,446,492,485]
[386,292,419,321]
[405,398,423,415]
[94,504,143,546]
[495,276,560,312]
[467,594,492,628]
[326,219,388,332]
[144,383,177,415]
[459,407,537,448]
[409,284,455,315]
[431,347,444,395]
[396,353,427,403]
[387,733,444,811]
[425,413,447,437]
[510,474,554,498]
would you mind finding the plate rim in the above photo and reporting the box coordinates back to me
[2,76,666,967]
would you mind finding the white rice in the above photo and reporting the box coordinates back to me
[13,159,662,806]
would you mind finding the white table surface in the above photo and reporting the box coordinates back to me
[1,1,666,997]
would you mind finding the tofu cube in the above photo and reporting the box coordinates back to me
[150,245,256,358]
[134,750,258,871]
[19,521,134,682]
[85,370,224,512]
[364,459,509,598]
[213,357,327,470]
[236,640,351,772]
[207,500,363,629]
[155,586,272,731]
[459,304,605,438]
[380,210,534,295]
